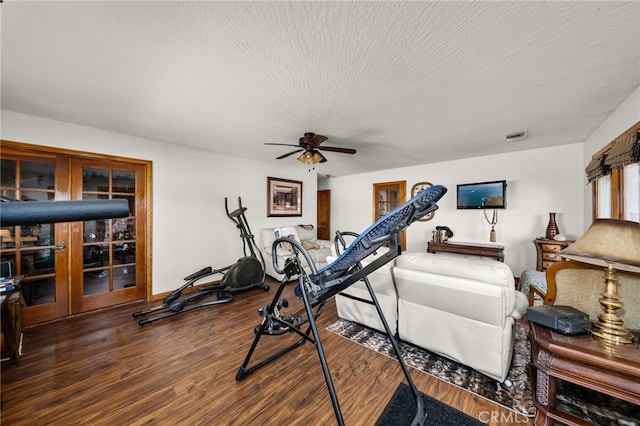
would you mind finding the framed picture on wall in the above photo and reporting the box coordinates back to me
[267,177,302,217]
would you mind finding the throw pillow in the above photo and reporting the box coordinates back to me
[519,270,546,301]
[301,239,320,250]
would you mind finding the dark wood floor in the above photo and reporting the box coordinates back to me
[1,278,532,425]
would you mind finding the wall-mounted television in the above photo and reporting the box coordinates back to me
[457,180,507,209]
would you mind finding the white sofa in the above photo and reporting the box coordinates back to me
[258,225,332,281]
[334,251,528,382]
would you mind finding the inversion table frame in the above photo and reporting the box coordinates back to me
[235,185,447,426]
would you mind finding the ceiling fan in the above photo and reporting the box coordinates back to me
[265,132,356,166]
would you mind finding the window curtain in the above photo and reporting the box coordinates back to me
[586,123,640,183]
[604,129,640,169]
[586,155,609,183]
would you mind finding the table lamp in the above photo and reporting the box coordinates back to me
[560,219,640,344]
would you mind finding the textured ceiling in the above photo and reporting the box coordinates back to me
[2,1,639,177]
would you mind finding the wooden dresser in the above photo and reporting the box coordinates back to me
[533,239,573,272]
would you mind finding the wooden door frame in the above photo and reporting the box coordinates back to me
[1,140,153,317]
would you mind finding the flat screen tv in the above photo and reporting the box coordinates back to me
[0,260,13,278]
[457,180,507,209]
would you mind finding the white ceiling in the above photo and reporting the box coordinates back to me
[2,1,639,177]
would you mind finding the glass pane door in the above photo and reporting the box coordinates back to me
[0,156,70,324]
[372,181,406,251]
[71,159,146,313]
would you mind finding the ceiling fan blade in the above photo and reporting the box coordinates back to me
[276,149,304,159]
[310,134,328,145]
[317,151,328,163]
[317,146,357,154]
[265,142,300,147]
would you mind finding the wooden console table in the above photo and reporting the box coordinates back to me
[529,321,640,425]
[426,241,504,262]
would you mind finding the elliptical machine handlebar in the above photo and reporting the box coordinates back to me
[225,196,247,219]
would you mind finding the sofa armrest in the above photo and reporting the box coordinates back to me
[510,291,528,320]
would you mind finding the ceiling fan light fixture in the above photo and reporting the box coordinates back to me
[297,151,317,165]
[297,150,324,166]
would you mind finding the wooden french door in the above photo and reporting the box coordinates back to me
[69,158,147,314]
[317,190,331,240]
[1,153,71,325]
[0,141,150,326]
[373,181,406,251]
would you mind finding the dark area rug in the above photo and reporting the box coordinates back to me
[327,318,535,417]
[376,382,483,426]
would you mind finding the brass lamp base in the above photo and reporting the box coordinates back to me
[592,264,634,345]
[591,322,634,345]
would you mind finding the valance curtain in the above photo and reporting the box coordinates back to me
[604,129,640,169]
[586,156,609,183]
[586,123,640,183]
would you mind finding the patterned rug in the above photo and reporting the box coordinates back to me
[326,319,535,418]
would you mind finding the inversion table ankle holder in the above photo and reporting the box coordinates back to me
[236,185,447,426]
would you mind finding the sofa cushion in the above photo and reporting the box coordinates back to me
[296,225,317,242]
[301,239,320,250]
[305,246,332,264]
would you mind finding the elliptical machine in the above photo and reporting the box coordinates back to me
[133,197,268,326]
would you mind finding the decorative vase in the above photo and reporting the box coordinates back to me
[545,212,559,239]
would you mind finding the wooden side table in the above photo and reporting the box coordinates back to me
[529,321,640,425]
[533,239,573,272]
[1,275,24,364]
[426,241,504,262]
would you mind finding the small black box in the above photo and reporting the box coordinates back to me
[527,305,591,335]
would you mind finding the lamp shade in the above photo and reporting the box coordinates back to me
[560,219,640,273]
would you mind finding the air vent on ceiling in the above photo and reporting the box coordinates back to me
[505,130,528,142]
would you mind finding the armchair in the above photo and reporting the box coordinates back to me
[531,261,640,330]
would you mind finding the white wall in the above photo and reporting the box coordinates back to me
[1,110,318,295]
[581,86,640,227]
[325,143,585,277]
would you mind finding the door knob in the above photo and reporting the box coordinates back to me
[55,241,66,251]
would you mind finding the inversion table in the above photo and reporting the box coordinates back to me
[236,185,447,426]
